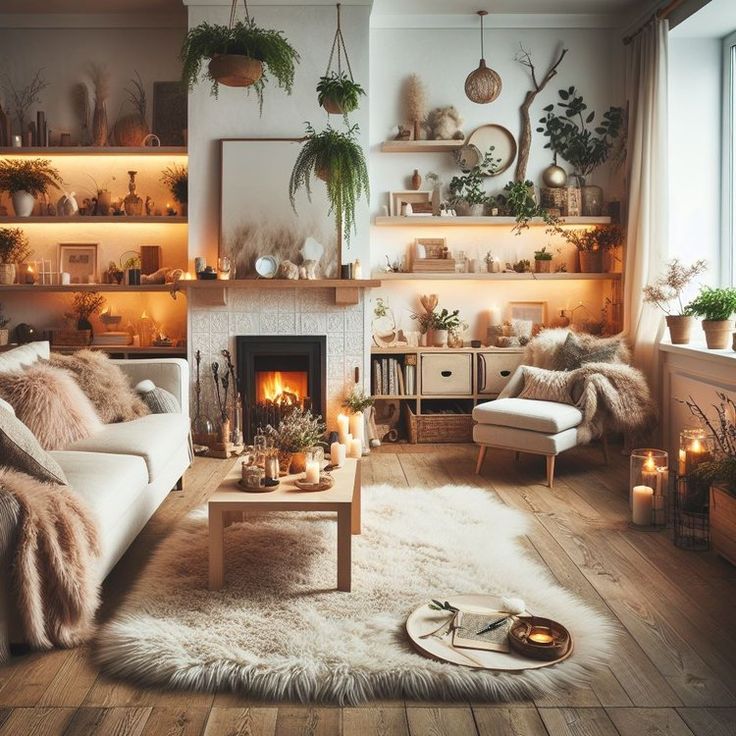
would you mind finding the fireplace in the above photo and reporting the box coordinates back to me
[236,336,327,441]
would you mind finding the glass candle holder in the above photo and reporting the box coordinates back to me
[678,428,713,476]
[304,446,324,484]
[630,448,668,527]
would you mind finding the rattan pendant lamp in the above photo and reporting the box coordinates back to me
[209,0,263,88]
[465,10,502,104]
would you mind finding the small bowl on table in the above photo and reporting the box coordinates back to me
[508,616,571,661]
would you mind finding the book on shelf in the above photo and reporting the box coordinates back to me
[381,357,389,394]
[396,360,405,395]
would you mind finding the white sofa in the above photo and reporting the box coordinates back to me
[0,341,191,657]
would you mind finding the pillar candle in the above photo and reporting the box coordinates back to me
[348,411,364,446]
[305,459,320,484]
[632,485,653,526]
[488,306,502,326]
[348,437,362,459]
[337,413,350,444]
[330,442,346,467]
[678,449,686,475]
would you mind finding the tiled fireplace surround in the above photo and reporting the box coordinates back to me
[188,286,367,427]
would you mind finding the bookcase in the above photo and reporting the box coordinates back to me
[371,346,524,443]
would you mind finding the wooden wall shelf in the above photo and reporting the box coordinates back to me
[0,147,187,156]
[0,284,177,293]
[374,216,612,227]
[0,216,187,224]
[377,272,621,281]
[380,140,465,153]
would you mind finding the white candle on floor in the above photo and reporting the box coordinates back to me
[348,411,364,446]
[632,485,653,526]
[331,442,346,467]
[305,459,320,484]
[348,437,362,459]
[337,413,349,444]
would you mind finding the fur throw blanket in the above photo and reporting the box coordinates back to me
[0,468,100,650]
[524,328,631,368]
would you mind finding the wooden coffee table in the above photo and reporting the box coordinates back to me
[208,458,361,592]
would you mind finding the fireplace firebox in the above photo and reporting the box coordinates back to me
[236,336,326,441]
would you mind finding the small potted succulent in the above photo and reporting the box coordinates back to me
[266,407,326,474]
[160,164,188,216]
[643,258,708,345]
[0,303,9,346]
[122,253,142,286]
[685,286,736,350]
[0,158,62,217]
[533,246,553,273]
[317,71,365,119]
[0,227,31,285]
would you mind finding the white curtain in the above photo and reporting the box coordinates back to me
[624,19,669,389]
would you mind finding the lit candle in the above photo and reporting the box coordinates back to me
[25,265,35,284]
[632,485,654,526]
[330,441,346,467]
[348,437,362,459]
[348,411,364,448]
[528,627,554,645]
[685,438,710,474]
[179,271,194,281]
[305,459,320,485]
[637,452,658,508]
[337,413,350,444]
[678,448,686,475]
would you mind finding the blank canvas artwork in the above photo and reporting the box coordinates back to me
[220,139,338,279]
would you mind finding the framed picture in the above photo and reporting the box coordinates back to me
[220,139,339,278]
[152,81,187,146]
[414,237,447,259]
[509,301,547,327]
[58,243,98,284]
[390,190,432,217]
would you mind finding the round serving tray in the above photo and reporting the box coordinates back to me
[406,594,573,671]
[237,478,278,493]
[293,475,334,492]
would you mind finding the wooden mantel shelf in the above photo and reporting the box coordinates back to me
[175,278,381,307]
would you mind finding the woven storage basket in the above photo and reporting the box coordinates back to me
[402,402,473,444]
[540,187,567,215]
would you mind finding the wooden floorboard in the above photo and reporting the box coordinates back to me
[0,445,734,735]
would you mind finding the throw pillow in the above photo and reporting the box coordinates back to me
[553,332,626,372]
[0,404,68,485]
[49,350,150,423]
[518,366,575,404]
[135,379,181,414]
[0,363,102,450]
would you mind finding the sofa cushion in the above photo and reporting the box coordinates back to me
[50,451,148,538]
[0,405,68,485]
[518,366,574,404]
[0,341,50,374]
[552,332,627,371]
[473,423,579,455]
[473,398,583,434]
[65,413,190,482]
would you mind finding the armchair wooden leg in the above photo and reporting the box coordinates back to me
[475,446,488,475]
[546,455,556,488]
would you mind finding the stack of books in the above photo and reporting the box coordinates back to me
[91,331,131,347]
[372,357,416,396]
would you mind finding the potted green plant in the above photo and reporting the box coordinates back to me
[122,254,142,286]
[412,305,462,347]
[266,407,326,474]
[685,286,736,349]
[181,12,299,112]
[160,164,188,216]
[560,224,622,273]
[0,303,9,346]
[537,86,624,215]
[449,149,499,216]
[503,179,560,235]
[533,246,553,273]
[67,291,105,335]
[317,71,365,118]
[0,158,62,217]
[643,259,708,345]
[0,227,31,285]
[289,123,369,254]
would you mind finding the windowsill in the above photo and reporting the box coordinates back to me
[659,340,736,363]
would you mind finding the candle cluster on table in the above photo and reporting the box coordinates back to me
[337,412,363,458]
[330,441,347,467]
[629,448,668,528]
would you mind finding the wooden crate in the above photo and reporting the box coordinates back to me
[411,259,456,273]
[402,402,473,444]
[51,329,91,346]
[711,483,736,566]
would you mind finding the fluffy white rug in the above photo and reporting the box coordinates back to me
[95,484,617,704]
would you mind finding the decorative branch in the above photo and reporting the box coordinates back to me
[514,45,568,182]
[2,69,48,133]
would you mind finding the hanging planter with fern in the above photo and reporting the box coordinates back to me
[316,3,365,119]
[180,0,299,112]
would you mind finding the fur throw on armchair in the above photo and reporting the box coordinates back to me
[0,468,100,650]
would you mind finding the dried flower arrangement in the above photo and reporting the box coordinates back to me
[266,407,325,452]
[404,74,426,140]
[211,361,230,424]
[1,69,48,133]
[643,259,708,316]
[88,63,111,146]
[67,291,105,330]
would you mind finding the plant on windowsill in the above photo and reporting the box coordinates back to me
[642,258,708,345]
[0,158,62,217]
[180,0,299,113]
[266,407,326,474]
[0,227,31,285]
[685,286,736,350]
[533,246,553,273]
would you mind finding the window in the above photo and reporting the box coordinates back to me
[723,31,736,286]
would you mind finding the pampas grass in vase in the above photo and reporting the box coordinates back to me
[88,63,110,147]
[404,73,426,141]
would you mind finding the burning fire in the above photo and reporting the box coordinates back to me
[256,371,308,406]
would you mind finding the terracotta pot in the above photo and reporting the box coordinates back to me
[534,259,552,273]
[322,97,346,115]
[208,54,263,87]
[315,164,330,182]
[702,319,735,350]
[579,250,603,273]
[0,264,15,285]
[11,191,34,217]
[665,315,695,345]
[289,451,307,474]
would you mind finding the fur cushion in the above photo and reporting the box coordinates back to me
[0,404,68,485]
[524,328,630,370]
[518,366,575,404]
[0,363,102,450]
[49,350,149,424]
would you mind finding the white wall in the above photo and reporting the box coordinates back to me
[668,36,722,284]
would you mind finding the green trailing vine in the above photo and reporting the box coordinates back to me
[317,71,365,123]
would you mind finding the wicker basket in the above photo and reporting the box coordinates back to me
[402,402,473,444]
[51,329,91,347]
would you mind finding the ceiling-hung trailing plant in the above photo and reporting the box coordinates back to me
[317,3,365,123]
[465,10,502,105]
[288,122,369,263]
[536,86,624,185]
[180,0,299,113]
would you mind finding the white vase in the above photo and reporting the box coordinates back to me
[11,191,35,217]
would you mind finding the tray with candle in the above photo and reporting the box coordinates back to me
[508,616,571,661]
[293,474,334,492]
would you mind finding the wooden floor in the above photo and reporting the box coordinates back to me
[1,444,735,736]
